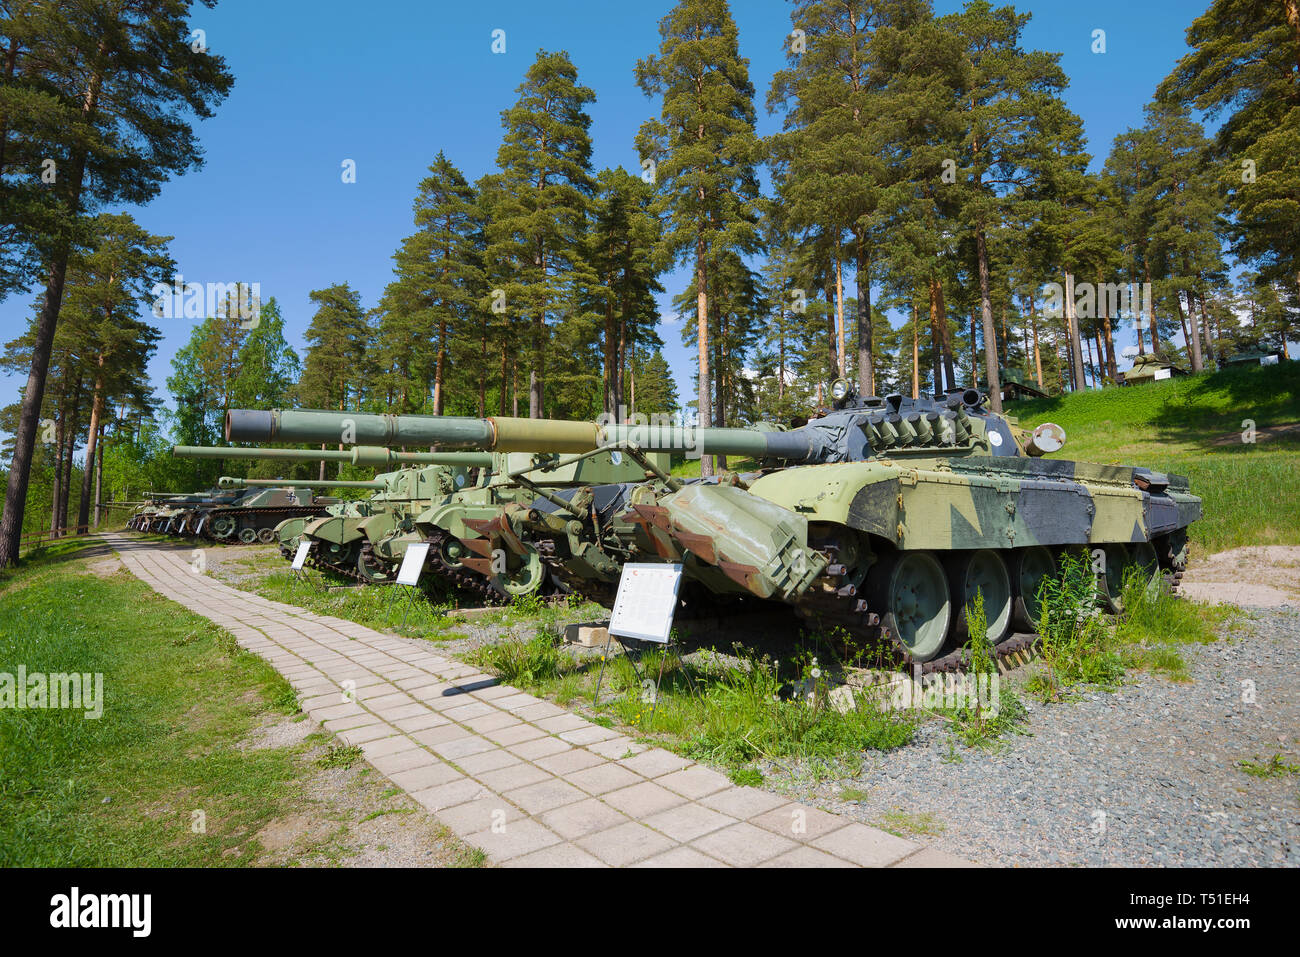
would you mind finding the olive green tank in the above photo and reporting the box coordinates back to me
[228,388,1202,671]
[173,444,492,576]
[224,410,668,600]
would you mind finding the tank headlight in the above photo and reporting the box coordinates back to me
[830,378,850,402]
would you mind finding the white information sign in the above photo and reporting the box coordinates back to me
[608,563,684,644]
[1154,367,1172,381]
[291,540,311,570]
[396,542,430,587]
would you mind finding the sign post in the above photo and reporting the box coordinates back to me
[387,542,431,628]
[290,540,312,585]
[593,563,685,719]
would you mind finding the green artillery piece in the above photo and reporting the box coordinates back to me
[229,386,1201,670]
[174,443,495,578]
[224,410,668,600]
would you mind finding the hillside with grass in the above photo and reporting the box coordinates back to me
[1007,361,1300,554]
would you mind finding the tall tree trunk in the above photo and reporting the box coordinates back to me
[1183,284,1204,372]
[934,277,955,390]
[1198,293,1214,365]
[853,229,873,396]
[50,400,64,535]
[94,428,104,529]
[928,278,943,393]
[0,49,103,567]
[498,340,508,416]
[433,319,446,415]
[1175,293,1191,355]
[715,313,727,471]
[696,238,712,478]
[624,305,634,418]
[834,250,845,377]
[911,303,919,400]
[778,309,786,404]
[60,382,81,533]
[1103,316,1118,380]
[824,281,837,381]
[970,308,978,388]
[1064,271,1086,391]
[1145,261,1159,353]
[77,360,106,533]
[1030,292,1043,388]
[477,323,487,417]
[603,297,617,417]
[975,228,1001,410]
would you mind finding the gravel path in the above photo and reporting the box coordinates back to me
[775,608,1300,866]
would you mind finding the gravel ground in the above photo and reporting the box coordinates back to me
[196,536,1300,867]
[769,607,1300,867]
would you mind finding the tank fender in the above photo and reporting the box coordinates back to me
[659,483,827,599]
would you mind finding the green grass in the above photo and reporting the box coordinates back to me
[1024,554,1234,699]
[1237,754,1300,779]
[466,632,916,777]
[877,810,945,837]
[669,454,761,478]
[0,542,314,865]
[240,566,458,640]
[315,745,364,770]
[1007,361,1300,554]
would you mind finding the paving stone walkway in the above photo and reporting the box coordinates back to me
[107,535,973,868]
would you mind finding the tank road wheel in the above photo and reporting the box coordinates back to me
[211,516,236,540]
[1011,545,1057,631]
[1098,541,1161,614]
[868,551,952,662]
[237,527,257,544]
[491,545,546,598]
[356,543,394,583]
[434,535,471,572]
[947,549,1013,644]
[257,527,276,545]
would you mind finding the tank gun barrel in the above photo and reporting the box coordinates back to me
[226,409,813,461]
[173,444,492,468]
[218,476,385,491]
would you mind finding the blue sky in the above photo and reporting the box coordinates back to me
[1,0,1214,439]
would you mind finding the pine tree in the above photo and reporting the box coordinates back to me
[297,283,369,414]
[379,153,483,414]
[0,0,233,567]
[944,0,1087,410]
[769,0,931,397]
[636,0,763,475]
[58,213,171,532]
[486,50,596,418]
[588,167,664,418]
[1161,0,1300,295]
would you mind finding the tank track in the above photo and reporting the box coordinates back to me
[357,540,396,583]
[795,535,1190,676]
[422,526,508,606]
[301,544,365,582]
[205,507,326,542]
[533,538,620,608]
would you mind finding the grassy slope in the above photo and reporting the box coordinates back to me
[1,540,316,865]
[1005,361,1300,554]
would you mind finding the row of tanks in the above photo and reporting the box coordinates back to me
[177,381,1201,672]
[126,480,338,543]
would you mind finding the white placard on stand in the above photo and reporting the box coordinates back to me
[396,542,430,586]
[291,540,311,570]
[608,563,684,644]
